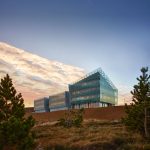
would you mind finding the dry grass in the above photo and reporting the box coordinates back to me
[33,119,149,150]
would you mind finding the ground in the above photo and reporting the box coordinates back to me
[33,119,149,150]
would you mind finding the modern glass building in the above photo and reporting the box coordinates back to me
[69,68,118,109]
[34,97,50,112]
[49,91,70,112]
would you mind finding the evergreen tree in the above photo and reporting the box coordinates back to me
[0,74,35,150]
[123,67,150,137]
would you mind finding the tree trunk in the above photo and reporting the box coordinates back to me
[144,107,149,138]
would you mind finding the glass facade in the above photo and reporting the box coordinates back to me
[69,68,118,109]
[33,68,118,112]
[34,97,50,112]
[49,91,70,112]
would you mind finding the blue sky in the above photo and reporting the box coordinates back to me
[0,0,150,89]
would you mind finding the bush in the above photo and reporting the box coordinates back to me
[57,108,84,128]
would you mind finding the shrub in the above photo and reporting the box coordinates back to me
[57,108,84,128]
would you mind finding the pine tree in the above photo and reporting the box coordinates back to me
[0,74,35,150]
[123,67,150,137]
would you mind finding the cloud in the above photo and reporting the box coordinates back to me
[0,42,85,106]
[116,83,132,105]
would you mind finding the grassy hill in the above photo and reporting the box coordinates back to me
[33,119,149,150]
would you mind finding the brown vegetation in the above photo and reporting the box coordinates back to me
[33,120,149,150]
[27,106,150,149]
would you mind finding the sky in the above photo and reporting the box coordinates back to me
[0,0,150,101]
[0,42,86,106]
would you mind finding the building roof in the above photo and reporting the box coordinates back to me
[70,68,117,90]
